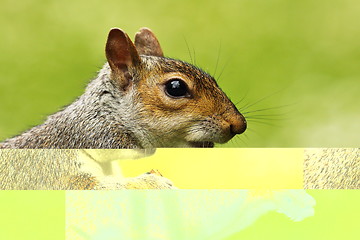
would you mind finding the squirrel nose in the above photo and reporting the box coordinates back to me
[229,114,247,135]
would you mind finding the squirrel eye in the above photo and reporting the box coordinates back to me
[164,79,189,98]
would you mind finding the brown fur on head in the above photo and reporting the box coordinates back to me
[106,27,246,147]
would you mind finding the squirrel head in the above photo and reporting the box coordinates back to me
[105,28,246,148]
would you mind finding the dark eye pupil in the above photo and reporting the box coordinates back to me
[165,79,188,97]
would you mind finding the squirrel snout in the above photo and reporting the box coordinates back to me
[229,114,247,135]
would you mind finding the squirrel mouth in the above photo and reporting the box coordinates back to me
[189,141,214,148]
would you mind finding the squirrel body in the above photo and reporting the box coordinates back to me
[0,149,172,190]
[0,27,246,189]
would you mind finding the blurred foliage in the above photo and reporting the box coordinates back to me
[66,190,316,240]
[0,0,359,147]
[226,190,360,240]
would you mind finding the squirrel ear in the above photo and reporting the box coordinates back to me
[135,28,164,57]
[106,28,141,89]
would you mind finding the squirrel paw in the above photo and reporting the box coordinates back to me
[146,169,163,176]
[124,170,176,189]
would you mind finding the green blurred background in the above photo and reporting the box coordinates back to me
[1,191,359,240]
[0,191,65,240]
[0,0,359,147]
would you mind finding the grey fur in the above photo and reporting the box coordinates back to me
[0,64,143,149]
[304,148,360,189]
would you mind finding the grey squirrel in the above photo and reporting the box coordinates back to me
[0,27,246,149]
[0,27,247,189]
